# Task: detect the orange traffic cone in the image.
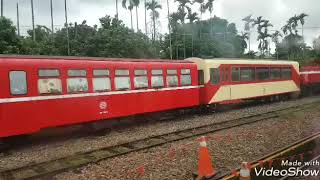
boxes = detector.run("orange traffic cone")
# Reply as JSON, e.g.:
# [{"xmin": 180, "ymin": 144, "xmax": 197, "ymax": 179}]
[
  {"xmin": 197, "ymin": 136, "xmax": 215, "ymax": 178},
  {"xmin": 239, "ymin": 162, "xmax": 251, "ymax": 180}
]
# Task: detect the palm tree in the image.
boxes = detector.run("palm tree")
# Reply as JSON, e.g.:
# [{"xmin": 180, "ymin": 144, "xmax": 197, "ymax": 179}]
[
  {"xmin": 116, "ymin": 0, "xmax": 119, "ymax": 17},
  {"xmin": 298, "ymin": 13, "xmax": 308, "ymax": 38},
  {"xmin": 253, "ymin": 16, "xmax": 273, "ymax": 57},
  {"xmin": 146, "ymin": 0, "xmax": 162, "ymax": 41},
  {"xmin": 238, "ymin": 32, "xmax": 249, "ymax": 53},
  {"xmin": 186, "ymin": 7, "xmax": 199, "ymax": 23},
  {"xmin": 122, "ymin": 0, "xmax": 134, "ymax": 30},
  {"xmin": 175, "ymin": 0, "xmax": 192, "ymax": 23},
  {"xmin": 205, "ymin": 0, "xmax": 215, "ymax": 18},
  {"xmin": 193, "ymin": 0, "xmax": 206, "ymax": 19},
  {"xmin": 271, "ymin": 30, "xmax": 282, "ymax": 60},
  {"xmin": 242, "ymin": 14, "xmax": 255, "ymax": 51},
  {"xmin": 205, "ymin": 0, "xmax": 215, "ymax": 37},
  {"xmin": 132, "ymin": 0, "xmax": 140, "ymax": 31},
  {"xmin": 144, "ymin": 0, "xmax": 147, "ymax": 34}
]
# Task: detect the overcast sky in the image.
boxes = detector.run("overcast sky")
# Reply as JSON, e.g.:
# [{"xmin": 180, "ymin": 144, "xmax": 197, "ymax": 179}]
[{"xmin": 2, "ymin": 0, "xmax": 320, "ymax": 52}]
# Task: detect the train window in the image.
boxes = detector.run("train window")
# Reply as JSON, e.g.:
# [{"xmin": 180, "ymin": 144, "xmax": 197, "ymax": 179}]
[
  {"xmin": 167, "ymin": 69, "xmax": 178, "ymax": 87},
  {"xmin": 232, "ymin": 67, "xmax": 240, "ymax": 82},
  {"xmin": 93, "ymin": 69, "xmax": 109, "ymax": 76},
  {"xmin": 93, "ymin": 69, "xmax": 111, "ymax": 92},
  {"xmin": 181, "ymin": 69, "xmax": 191, "ymax": 86},
  {"xmin": 134, "ymin": 77, "xmax": 148, "ymax": 89},
  {"xmin": 93, "ymin": 78, "xmax": 111, "ymax": 92},
  {"xmin": 9, "ymin": 71, "xmax": 27, "ymax": 95},
  {"xmin": 115, "ymin": 69, "xmax": 130, "ymax": 91},
  {"xmin": 282, "ymin": 68, "xmax": 292, "ymax": 79},
  {"xmin": 240, "ymin": 68, "xmax": 255, "ymax": 81},
  {"xmin": 134, "ymin": 69, "xmax": 148, "ymax": 89},
  {"xmin": 152, "ymin": 69, "xmax": 163, "ymax": 75},
  {"xmin": 135, "ymin": 69, "xmax": 147, "ymax": 76},
  {"xmin": 210, "ymin": 68, "xmax": 220, "ymax": 85},
  {"xmin": 271, "ymin": 68, "xmax": 281, "ymax": 80},
  {"xmin": 198, "ymin": 70, "xmax": 204, "ymax": 85},
  {"xmin": 116, "ymin": 69, "xmax": 130, "ymax": 76},
  {"xmin": 115, "ymin": 77, "xmax": 131, "ymax": 90},
  {"xmin": 38, "ymin": 69, "xmax": 60, "ymax": 77},
  {"xmin": 256, "ymin": 68, "xmax": 270, "ymax": 81},
  {"xmin": 167, "ymin": 69, "xmax": 178, "ymax": 75},
  {"xmin": 152, "ymin": 69, "xmax": 164, "ymax": 88},
  {"xmin": 68, "ymin": 70, "xmax": 87, "ymax": 77},
  {"xmin": 181, "ymin": 69, "xmax": 191, "ymax": 75},
  {"xmin": 38, "ymin": 79, "xmax": 62, "ymax": 94},
  {"xmin": 167, "ymin": 76, "xmax": 178, "ymax": 87},
  {"xmin": 67, "ymin": 78, "xmax": 89, "ymax": 93}
]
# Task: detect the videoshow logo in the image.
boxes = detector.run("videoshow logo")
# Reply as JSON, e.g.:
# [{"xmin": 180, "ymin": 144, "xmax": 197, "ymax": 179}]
[{"xmin": 254, "ymin": 160, "xmax": 320, "ymax": 177}]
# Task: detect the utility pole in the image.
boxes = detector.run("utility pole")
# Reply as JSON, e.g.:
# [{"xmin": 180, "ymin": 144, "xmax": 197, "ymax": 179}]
[
  {"xmin": 144, "ymin": 0, "xmax": 147, "ymax": 35},
  {"xmin": 64, "ymin": 0, "xmax": 70, "ymax": 55},
  {"xmin": 116, "ymin": 0, "xmax": 119, "ymax": 18},
  {"xmin": 166, "ymin": 0, "xmax": 172, "ymax": 60},
  {"xmin": 16, "ymin": 2, "xmax": 20, "ymax": 36},
  {"xmin": 31, "ymin": 0, "xmax": 36, "ymax": 41},
  {"xmin": 1, "ymin": 0, "xmax": 3, "ymax": 17},
  {"xmin": 50, "ymin": 0, "xmax": 54, "ymax": 34}
]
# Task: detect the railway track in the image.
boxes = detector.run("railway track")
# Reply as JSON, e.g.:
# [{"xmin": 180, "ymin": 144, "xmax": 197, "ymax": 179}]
[
  {"xmin": 211, "ymin": 132, "xmax": 320, "ymax": 180},
  {"xmin": 0, "ymin": 102, "xmax": 318, "ymax": 180}
]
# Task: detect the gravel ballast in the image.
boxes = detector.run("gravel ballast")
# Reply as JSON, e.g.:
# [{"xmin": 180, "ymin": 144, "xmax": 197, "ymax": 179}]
[{"xmin": 53, "ymin": 99, "xmax": 320, "ymax": 180}]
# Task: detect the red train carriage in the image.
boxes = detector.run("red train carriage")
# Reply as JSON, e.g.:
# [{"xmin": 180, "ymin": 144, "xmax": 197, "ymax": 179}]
[
  {"xmin": 0, "ymin": 56, "xmax": 200, "ymax": 138},
  {"xmin": 187, "ymin": 58, "xmax": 300, "ymax": 105},
  {"xmin": 300, "ymin": 66, "xmax": 320, "ymax": 94}
]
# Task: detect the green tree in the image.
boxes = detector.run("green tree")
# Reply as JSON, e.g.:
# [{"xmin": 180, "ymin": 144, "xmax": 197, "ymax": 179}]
[
  {"xmin": 0, "ymin": 17, "xmax": 20, "ymax": 54},
  {"xmin": 313, "ymin": 36, "xmax": 320, "ymax": 58},
  {"xmin": 280, "ymin": 13, "xmax": 308, "ymax": 60},
  {"xmin": 132, "ymin": 0, "xmax": 140, "ymax": 31},
  {"xmin": 146, "ymin": 0, "xmax": 162, "ymax": 41},
  {"xmin": 271, "ymin": 30, "xmax": 282, "ymax": 59},
  {"xmin": 253, "ymin": 16, "xmax": 273, "ymax": 57},
  {"xmin": 205, "ymin": 0, "xmax": 215, "ymax": 18},
  {"xmin": 242, "ymin": 14, "xmax": 255, "ymax": 51},
  {"xmin": 122, "ymin": 0, "xmax": 134, "ymax": 29}
]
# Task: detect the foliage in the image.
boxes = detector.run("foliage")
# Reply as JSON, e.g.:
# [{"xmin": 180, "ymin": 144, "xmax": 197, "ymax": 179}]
[
  {"xmin": 0, "ymin": 17, "xmax": 20, "ymax": 54},
  {"xmin": 162, "ymin": 16, "xmax": 246, "ymax": 59},
  {"xmin": 313, "ymin": 36, "xmax": 320, "ymax": 58},
  {"xmin": 279, "ymin": 13, "xmax": 309, "ymax": 61},
  {"xmin": 252, "ymin": 16, "xmax": 273, "ymax": 57},
  {"xmin": 11, "ymin": 16, "xmax": 155, "ymax": 58},
  {"xmin": 146, "ymin": 0, "xmax": 162, "ymax": 41}
]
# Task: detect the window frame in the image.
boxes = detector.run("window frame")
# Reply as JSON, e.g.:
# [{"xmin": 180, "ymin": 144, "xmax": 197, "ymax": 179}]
[
  {"xmin": 232, "ymin": 67, "xmax": 240, "ymax": 82},
  {"xmin": 256, "ymin": 67, "xmax": 270, "ymax": 81},
  {"xmin": 38, "ymin": 69, "xmax": 61, "ymax": 78},
  {"xmin": 151, "ymin": 69, "xmax": 164, "ymax": 88},
  {"xmin": 166, "ymin": 69, "xmax": 179, "ymax": 87},
  {"xmin": 67, "ymin": 69, "xmax": 89, "ymax": 93},
  {"xmin": 115, "ymin": 69, "xmax": 131, "ymax": 91},
  {"xmin": 180, "ymin": 69, "xmax": 192, "ymax": 86},
  {"xmin": 93, "ymin": 69, "xmax": 111, "ymax": 92},
  {"xmin": 134, "ymin": 69, "xmax": 149, "ymax": 89},
  {"xmin": 37, "ymin": 68, "xmax": 62, "ymax": 95},
  {"xmin": 240, "ymin": 67, "xmax": 255, "ymax": 82},
  {"xmin": 210, "ymin": 68, "xmax": 220, "ymax": 85},
  {"xmin": 68, "ymin": 69, "xmax": 87, "ymax": 77},
  {"xmin": 281, "ymin": 67, "xmax": 292, "ymax": 80},
  {"xmin": 198, "ymin": 70, "xmax": 204, "ymax": 85},
  {"xmin": 270, "ymin": 67, "xmax": 281, "ymax": 80},
  {"xmin": 9, "ymin": 70, "xmax": 28, "ymax": 96}
]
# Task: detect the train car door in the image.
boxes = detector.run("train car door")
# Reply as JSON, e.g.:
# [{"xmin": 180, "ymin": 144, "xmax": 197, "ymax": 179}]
[{"xmin": 218, "ymin": 67, "xmax": 231, "ymax": 101}]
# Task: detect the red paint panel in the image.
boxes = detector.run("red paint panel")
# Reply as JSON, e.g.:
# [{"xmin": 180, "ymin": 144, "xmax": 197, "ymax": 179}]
[{"xmin": 0, "ymin": 89, "xmax": 199, "ymax": 137}]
